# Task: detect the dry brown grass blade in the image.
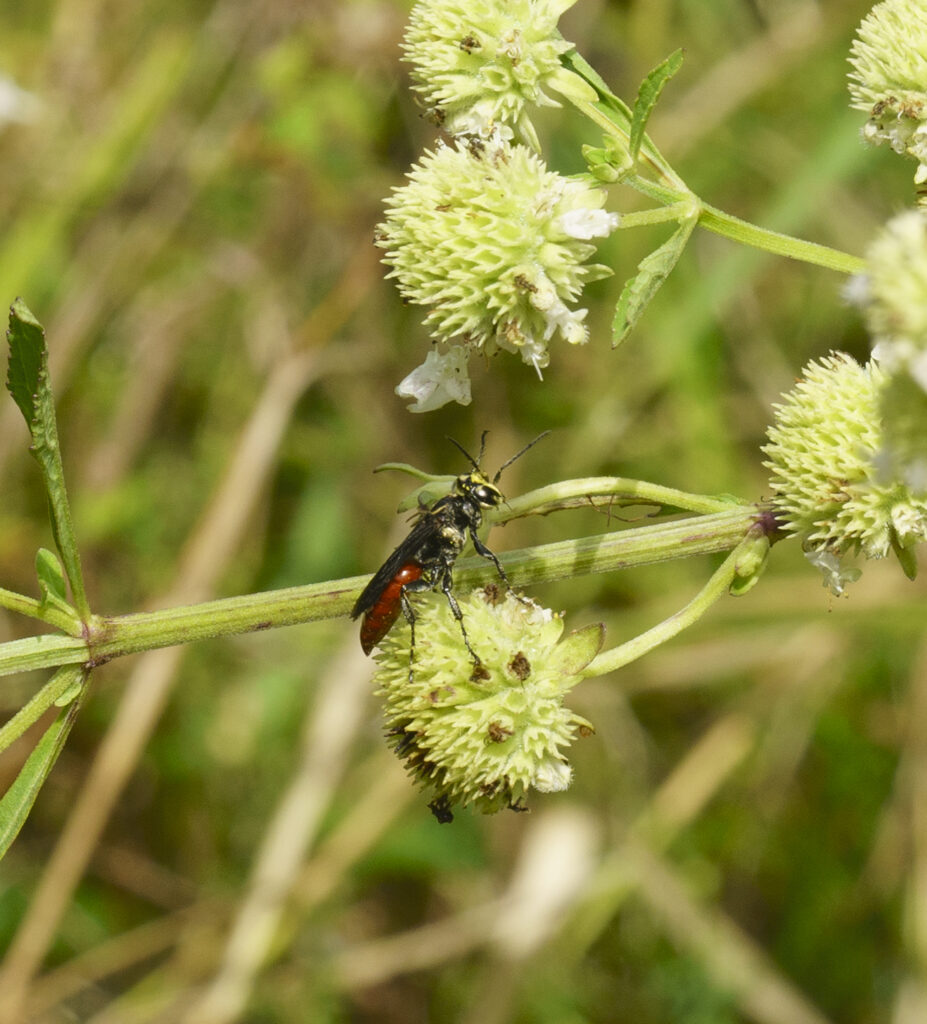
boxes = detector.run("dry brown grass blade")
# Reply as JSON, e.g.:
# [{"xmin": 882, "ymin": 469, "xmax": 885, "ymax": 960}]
[
  {"xmin": 622, "ymin": 837, "xmax": 835, "ymax": 1024},
  {"xmin": 181, "ymin": 640, "xmax": 375, "ymax": 1024}
]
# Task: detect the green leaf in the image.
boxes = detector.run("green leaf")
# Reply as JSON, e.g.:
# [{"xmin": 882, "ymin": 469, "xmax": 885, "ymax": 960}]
[
  {"xmin": 5, "ymin": 302, "xmax": 91, "ymax": 620},
  {"xmin": 0, "ymin": 665, "xmax": 87, "ymax": 755},
  {"xmin": 34, "ymin": 546, "xmax": 80, "ymax": 630},
  {"xmin": 0, "ymin": 693, "xmax": 82, "ymax": 860},
  {"xmin": 559, "ymin": 49, "xmax": 633, "ymax": 126},
  {"xmin": 891, "ymin": 532, "xmax": 918, "ymax": 581},
  {"xmin": 36, "ymin": 547, "xmax": 68, "ymax": 603},
  {"xmin": 629, "ymin": 49, "xmax": 684, "ymax": 164},
  {"xmin": 548, "ymin": 623, "xmax": 606, "ymax": 677},
  {"xmin": 612, "ymin": 216, "xmax": 696, "ymax": 346},
  {"xmin": 6, "ymin": 297, "xmax": 45, "ymax": 428}
]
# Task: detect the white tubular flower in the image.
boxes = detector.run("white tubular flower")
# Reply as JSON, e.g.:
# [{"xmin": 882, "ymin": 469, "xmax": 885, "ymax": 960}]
[
  {"xmin": 763, "ymin": 353, "xmax": 927, "ymax": 584},
  {"xmin": 848, "ymin": 0, "xmax": 927, "ymax": 183},
  {"xmin": 395, "ymin": 347, "xmax": 472, "ymax": 413},
  {"xmin": 403, "ymin": 0, "xmax": 597, "ymax": 150},
  {"xmin": 373, "ymin": 588, "xmax": 603, "ymax": 819},
  {"xmin": 378, "ymin": 134, "xmax": 618, "ymax": 405}
]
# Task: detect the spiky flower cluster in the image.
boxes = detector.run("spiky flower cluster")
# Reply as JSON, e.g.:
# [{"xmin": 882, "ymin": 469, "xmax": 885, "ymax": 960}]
[
  {"xmin": 863, "ymin": 211, "xmax": 927, "ymax": 356},
  {"xmin": 848, "ymin": 0, "xmax": 927, "ymax": 183},
  {"xmin": 853, "ymin": 211, "xmax": 927, "ymax": 489},
  {"xmin": 402, "ymin": 0, "xmax": 596, "ymax": 151},
  {"xmin": 763, "ymin": 353, "xmax": 927, "ymax": 583},
  {"xmin": 374, "ymin": 587, "xmax": 602, "ymax": 819},
  {"xmin": 380, "ymin": 134, "xmax": 618, "ymax": 409}
]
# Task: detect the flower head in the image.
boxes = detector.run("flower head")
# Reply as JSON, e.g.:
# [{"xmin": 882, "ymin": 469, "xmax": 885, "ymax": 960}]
[
  {"xmin": 762, "ymin": 352, "xmax": 927, "ymax": 577},
  {"xmin": 862, "ymin": 210, "xmax": 927, "ymax": 348},
  {"xmin": 403, "ymin": 0, "xmax": 597, "ymax": 150},
  {"xmin": 854, "ymin": 211, "xmax": 927, "ymax": 491},
  {"xmin": 848, "ymin": 0, "xmax": 927, "ymax": 183},
  {"xmin": 373, "ymin": 587, "xmax": 602, "ymax": 818},
  {"xmin": 379, "ymin": 134, "xmax": 618, "ymax": 407}
]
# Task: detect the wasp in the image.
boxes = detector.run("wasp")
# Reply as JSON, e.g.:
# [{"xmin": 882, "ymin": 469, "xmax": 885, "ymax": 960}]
[{"xmin": 351, "ymin": 431, "xmax": 549, "ymax": 666}]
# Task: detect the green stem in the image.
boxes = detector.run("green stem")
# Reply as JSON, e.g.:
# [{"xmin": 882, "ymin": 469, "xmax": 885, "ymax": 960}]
[
  {"xmin": 617, "ymin": 202, "xmax": 696, "ymax": 230},
  {"xmin": 87, "ymin": 507, "xmax": 759, "ymax": 663},
  {"xmin": 500, "ymin": 478, "xmax": 741, "ymax": 521},
  {"xmin": 585, "ymin": 534, "xmax": 753, "ymax": 678},
  {"xmin": 0, "ymin": 587, "xmax": 81, "ymax": 634},
  {"xmin": 0, "ymin": 634, "xmax": 89, "ymax": 678},
  {"xmin": 697, "ymin": 202, "xmax": 865, "ymax": 274},
  {"xmin": 457, "ymin": 506, "xmax": 758, "ymax": 591},
  {"xmin": 0, "ymin": 506, "xmax": 761, "ymax": 680}
]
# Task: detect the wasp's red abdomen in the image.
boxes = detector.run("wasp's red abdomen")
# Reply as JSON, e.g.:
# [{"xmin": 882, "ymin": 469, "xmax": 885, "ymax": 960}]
[{"xmin": 359, "ymin": 562, "xmax": 423, "ymax": 655}]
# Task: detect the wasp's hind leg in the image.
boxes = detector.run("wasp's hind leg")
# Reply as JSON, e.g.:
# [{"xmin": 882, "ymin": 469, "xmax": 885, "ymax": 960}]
[{"xmin": 398, "ymin": 583, "xmax": 424, "ymax": 685}]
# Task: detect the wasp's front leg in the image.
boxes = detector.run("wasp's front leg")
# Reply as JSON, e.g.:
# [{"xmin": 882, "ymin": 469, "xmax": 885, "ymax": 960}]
[
  {"xmin": 470, "ymin": 529, "xmax": 509, "ymax": 584},
  {"xmin": 436, "ymin": 567, "xmax": 483, "ymax": 670}
]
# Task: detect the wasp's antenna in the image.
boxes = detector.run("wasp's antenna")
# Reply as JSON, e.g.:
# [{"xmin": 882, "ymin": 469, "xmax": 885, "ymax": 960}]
[
  {"xmin": 476, "ymin": 430, "xmax": 489, "ymax": 467},
  {"xmin": 446, "ymin": 435, "xmax": 481, "ymax": 472},
  {"xmin": 493, "ymin": 430, "xmax": 551, "ymax": 483}
]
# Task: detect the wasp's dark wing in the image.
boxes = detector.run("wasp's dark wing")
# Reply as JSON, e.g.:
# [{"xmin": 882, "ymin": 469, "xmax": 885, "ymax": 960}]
[{"xmin": 350, "ymin": 514, "xmax": 437, "ymax": 619}]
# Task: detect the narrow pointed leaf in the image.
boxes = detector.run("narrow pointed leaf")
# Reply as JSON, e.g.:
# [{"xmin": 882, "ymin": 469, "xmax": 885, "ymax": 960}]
[
  {"xmin": 36, "ymin": 547, "xmax": 68, "ymax": 603},
  {"xmin": 6, "ymin": 297, "xmax": 44, "ymax": 427},
  {"xmin": 6, "ymin": 302, "xmax": 90, "ymax": 619},
  {"xmin": 0, "ymin": 665, "xmax": 86, "ymax": 756},
  {"xmin": 0, "ymin": 690, "xmax": 83, "ymax": 860},
  {"xmin": 629, "ymin": 49, "xmax": 684, "ymax": 164},
  {"xmin": 612, "ymin": 216, "xmax": 696, "ymax": 346}
]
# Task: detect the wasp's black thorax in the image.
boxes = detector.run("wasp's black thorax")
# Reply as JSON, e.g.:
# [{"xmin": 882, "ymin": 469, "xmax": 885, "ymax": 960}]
[{"xmin": 411, "ymin": 473, "xmax": 501, "ymax": 576}]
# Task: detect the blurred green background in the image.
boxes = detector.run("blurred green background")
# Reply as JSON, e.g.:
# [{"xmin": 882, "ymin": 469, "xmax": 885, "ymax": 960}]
[{"xmin": 1, "ymin": 0, "xmax": 924, "ymax": 1022}]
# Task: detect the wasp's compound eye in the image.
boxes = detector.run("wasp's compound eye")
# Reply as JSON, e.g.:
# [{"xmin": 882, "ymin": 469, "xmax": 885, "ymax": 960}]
[{"xmin": 473, "ymin": 485, "xmax": 500, "ymax": 506}]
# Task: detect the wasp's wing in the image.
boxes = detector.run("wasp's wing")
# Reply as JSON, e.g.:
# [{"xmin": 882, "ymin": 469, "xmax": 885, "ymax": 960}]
[{"xmin": 350, "ymin": 514, "xmax": 436, "ymax": 619}]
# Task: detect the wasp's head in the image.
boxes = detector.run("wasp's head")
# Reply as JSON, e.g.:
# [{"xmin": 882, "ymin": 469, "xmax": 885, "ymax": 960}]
[
  {"xmin": 454, "ymin": 471, "xmax": 504, "ymax": 508},
  {"xmin": 446, "ymin": 430, "xmax": 549, "ymax": 507}
]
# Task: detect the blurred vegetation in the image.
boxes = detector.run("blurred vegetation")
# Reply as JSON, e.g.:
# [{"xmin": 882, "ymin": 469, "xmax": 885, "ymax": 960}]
[{"xmin": 0, "ymin": 0, "xmax": 923, "ymax": 1022}]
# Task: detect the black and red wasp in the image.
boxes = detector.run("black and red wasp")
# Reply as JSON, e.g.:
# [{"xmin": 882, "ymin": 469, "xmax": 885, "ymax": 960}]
[{"xmin": 351, "ymin": 431, "xmax": 549, "ymax": 665}]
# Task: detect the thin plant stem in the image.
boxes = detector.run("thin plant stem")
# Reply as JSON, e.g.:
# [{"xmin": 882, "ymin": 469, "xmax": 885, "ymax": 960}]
[
  {"xmin": 585, "ymin": 535, "xmax": 754, "ymax": 678},
  {"xmin": 0, "ymin": 506, "xmax": 761, "ymax": 681}
]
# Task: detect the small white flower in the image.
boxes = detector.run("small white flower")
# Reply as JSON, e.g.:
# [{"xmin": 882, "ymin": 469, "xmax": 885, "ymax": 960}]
[
  {"xmin": 395, "ymin": 347, "xmax": 472, "ymax": 413},
  {"xmin": 804, "ymin": 549, "xmax": 861, "ymax": 596},
  {"xmin": 558, "ymin": 208, "xmax": 621, "ymax": 240},
  {"xmin": 531, "ymin": 757, "xmax": 573, "ymax": 793}
]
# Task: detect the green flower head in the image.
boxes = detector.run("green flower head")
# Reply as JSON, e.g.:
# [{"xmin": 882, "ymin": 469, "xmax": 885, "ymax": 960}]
[
  {"xmin": 852, "ymin": 211, "xmax": 927, "ymax": 495},
  {"xmin": 403, "ymin": 0, "xmax": 597, "ymax": 151},
  {"xmin": 379, "ymin": 134, "xmax": 619, "ymax": 409},
  {"xmin": 763, "ymin": 352, "xmax": 927, "ymax": 584},
  {"xmin": 848, "ymin": 0, "xmax": 927, "ymax": 183},
  {"xmin": 861, "ymin": 210, "xmax": 927, "ymax": 366},
  {"xmin": 373, "ymin": 587, "xmax": 603, "ymax": 819}
]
